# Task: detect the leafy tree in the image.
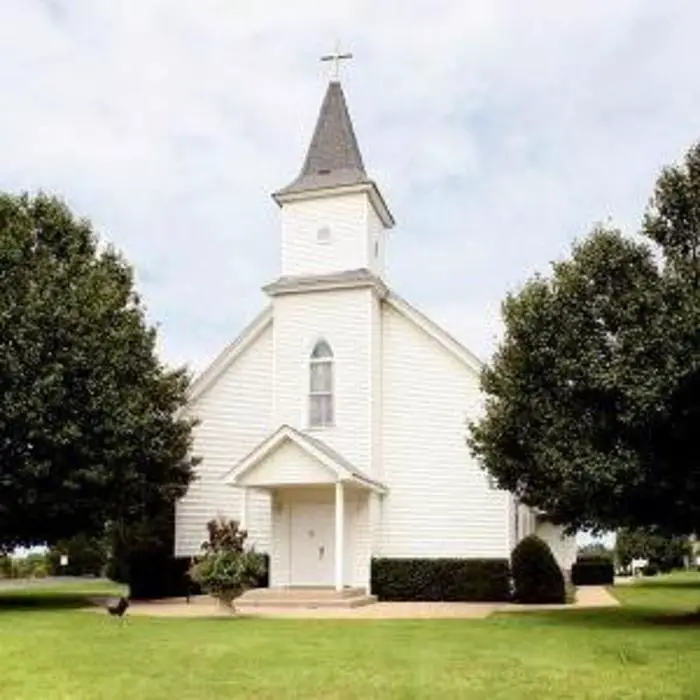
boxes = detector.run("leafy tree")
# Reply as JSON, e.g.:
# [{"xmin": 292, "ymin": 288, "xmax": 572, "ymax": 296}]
[
  {"xmin": 189, "ymin": 518, "xmax": 266, "ymax": 610},
  {"xmin": 577, "ymin": 543, "xmax": 613, "ymax": 560},
  {"xmin": 46, "ymin": 533, "xmax": 109, "ymax": 577},
  {"xmin": 615, "ymin": 528, "xmax": 691, "ymax": 572},
  {"xmin": 468, "ymin": 142, "xmax": 700, "ymax": 537},
  {"xmin": 0, "ymin": 192, "xmax": 198, "ymax": 552}
]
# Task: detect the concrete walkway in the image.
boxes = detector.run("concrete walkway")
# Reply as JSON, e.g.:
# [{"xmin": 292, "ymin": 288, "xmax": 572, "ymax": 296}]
[
  {"xmin": 499, "ymin": 585, "xmax": 619, "ymax": 613},
  {"xmin": 89, "ymin": 586, "xmax": 619, "ymax": 620}
]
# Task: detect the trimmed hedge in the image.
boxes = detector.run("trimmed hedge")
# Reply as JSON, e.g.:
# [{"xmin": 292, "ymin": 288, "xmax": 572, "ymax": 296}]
[
  {"xmin": 571, "ymin": 557, "xmax": 614, "ymax": 586},
  {"xmin": 511, "ymin": 535, "xmax": 566, "ymax": 604},
  {"xmin": 370, "ymin": 558, "xmax": 511, "ymax": 602}
]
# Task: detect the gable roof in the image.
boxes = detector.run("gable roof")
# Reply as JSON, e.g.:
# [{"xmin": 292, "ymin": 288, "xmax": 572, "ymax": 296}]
[
  {"xmin": 183, "ymin": 280, "xmax": 484, "ymax": 411},
  {"xmin": 385, "ymin": 291, "xmax": 484, "ymax": 376},
  {"xmin": 222, "ymin": 424, "xmax": 387, "ymax": 493},
  {"xmin": 184, "ymin": 306, "xmax": 273, "ymax": 407}
]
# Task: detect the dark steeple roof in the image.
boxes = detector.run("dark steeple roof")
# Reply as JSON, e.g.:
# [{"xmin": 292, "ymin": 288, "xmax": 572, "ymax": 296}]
[{"xmin": 274, "ymin": 80, "xmax": 371, "ymax": 197}]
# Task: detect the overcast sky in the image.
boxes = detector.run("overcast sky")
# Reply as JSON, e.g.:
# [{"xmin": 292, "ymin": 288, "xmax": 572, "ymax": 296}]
[{"xmin": 2, "ymin": 0, "xmax": 700, "ymax": 376}]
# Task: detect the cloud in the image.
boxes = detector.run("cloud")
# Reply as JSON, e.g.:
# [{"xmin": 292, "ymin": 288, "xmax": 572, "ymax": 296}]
[{"xmin": 2, "ymin": 0, "xmax": 700, "ymax": 370}]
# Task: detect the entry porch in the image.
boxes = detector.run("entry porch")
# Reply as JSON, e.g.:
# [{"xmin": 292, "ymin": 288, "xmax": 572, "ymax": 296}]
[{"xmin": 222, "ymin": 425, "xmax": 386, "ymax": 593}]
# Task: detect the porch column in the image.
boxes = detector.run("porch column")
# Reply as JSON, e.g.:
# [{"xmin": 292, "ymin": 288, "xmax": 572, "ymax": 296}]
[
  {"xmin": 240, "ymin": 486, "xmax": 248, "ymax": 531},
  {"xmin": 335, "ymin": 481, "xmax": 345, "ymax": 592}
]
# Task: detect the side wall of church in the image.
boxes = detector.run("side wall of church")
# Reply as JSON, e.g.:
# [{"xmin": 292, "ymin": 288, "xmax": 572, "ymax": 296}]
[
  {"xmin": 174, "ymin": 323, "xmax": 273, "ymax": 557},
  {"xmin": 378, "ymin": 304, "xmax": 513, "ymax": 559}
]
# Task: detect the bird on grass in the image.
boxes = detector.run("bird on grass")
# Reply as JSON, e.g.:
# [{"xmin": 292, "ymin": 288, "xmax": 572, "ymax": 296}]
[{"xmin": 106, "ymin": 596, "xmax": 129, "ymax": 623}]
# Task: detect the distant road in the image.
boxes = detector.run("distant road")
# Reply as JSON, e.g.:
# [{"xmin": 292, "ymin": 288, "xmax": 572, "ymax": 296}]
[{"xmin": 0, "ymin": 576, "xmax": 111, "ymax": 590}]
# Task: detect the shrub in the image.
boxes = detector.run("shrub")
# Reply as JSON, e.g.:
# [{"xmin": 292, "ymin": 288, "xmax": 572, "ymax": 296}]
[
  {"xmin": 188, "ymin": 518, "xmax": 267, "ymax": 609},
  {"xmin": 511, "ymin": 535, "xmax": 566, "ymax": 604},
  {"xmin": 571, "ymin": 557, "xmax": 615, "ymax": 586},
  {"xmin": 370, "ymin": 558, "xmax": 511, "ymax": 602}
]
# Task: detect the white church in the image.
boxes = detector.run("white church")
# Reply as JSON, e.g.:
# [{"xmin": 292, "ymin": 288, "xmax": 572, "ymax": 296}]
[{"xmin": 174, "ymin": 69, "xmax": 576, "ymax": 599}]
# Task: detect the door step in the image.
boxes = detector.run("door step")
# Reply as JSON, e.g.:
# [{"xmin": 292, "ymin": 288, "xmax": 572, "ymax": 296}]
[{"xmin": 235, "ymin": 587, "xmax": 377, "ymax": 609}]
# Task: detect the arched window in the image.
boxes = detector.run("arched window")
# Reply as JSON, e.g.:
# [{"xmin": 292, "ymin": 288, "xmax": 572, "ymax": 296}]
[{"xmin": 309, "ymin": 340, "xmax": 334, "ymax": 428}]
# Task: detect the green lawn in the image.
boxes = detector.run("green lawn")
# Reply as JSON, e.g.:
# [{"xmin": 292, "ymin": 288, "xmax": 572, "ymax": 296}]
[{"xmin": 1, "ymin": 574, "xmax": 699, "ymax": 699}]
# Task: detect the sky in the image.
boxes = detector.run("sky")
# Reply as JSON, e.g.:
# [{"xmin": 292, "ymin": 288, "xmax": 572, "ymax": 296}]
[{"xmin": 2, "ymin": 0, "xmax": 700, "ymax": 379}]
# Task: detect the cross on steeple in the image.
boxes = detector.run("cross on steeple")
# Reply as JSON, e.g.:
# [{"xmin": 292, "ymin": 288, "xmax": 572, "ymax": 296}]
[{"xmin": 320, "ymin": 44, "xmax": 353, "ymax": 81}]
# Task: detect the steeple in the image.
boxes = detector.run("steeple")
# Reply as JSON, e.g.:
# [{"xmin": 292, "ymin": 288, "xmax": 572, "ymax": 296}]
[
  {"xmin": 269, "ymin": 57, "xmax": 395, "ymax": 284},
  {"xmin": 273, "ymin": 80, "xmax": 370, "ymax": 198}
]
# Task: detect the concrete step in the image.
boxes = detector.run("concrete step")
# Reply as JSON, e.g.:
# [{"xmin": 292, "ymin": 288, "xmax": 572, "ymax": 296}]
[
  {"xmin": 237, "ymin": 587, "xmax": 367, "ymax": 602},
  {"xmin": 236, "ymin": 594, "xmax": 377, "ymax": 609}
]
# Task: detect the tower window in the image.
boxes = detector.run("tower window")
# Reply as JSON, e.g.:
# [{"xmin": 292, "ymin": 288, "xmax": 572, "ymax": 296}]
[
  {"xmin": 309, "ymin": 340, "xmax": 334, "ymax": 428},
  {"xmin": 374, "ymin": 240, "xmax": 380, "ymax": 259},
  {"xmin": 317, "ymin": 226, "xmax": 331, "ymax": 244}
]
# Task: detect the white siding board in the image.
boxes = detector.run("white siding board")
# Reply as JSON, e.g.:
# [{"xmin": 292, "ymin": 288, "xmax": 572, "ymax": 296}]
[
  {"xmin": 536, "ymin": 522, "xmax": 578, "ymax": 571},
  {"xmin": 272, "ymin": 288, "xmax": 375, "ymax": 474},
  {"xmin": 380, "ymin": 304, "xmax": 511, "ymax": 559},
  {"xmin": 270, "ymin": 494, "xmax": 290, "ymax": 587},
  {"xmin": 281, "ymin": 193, "xmax": 373, "ymax": 277},
  {"xmin": 174, "ymin": 324, "xmax": 273, "ymax": 557},
  {"xmin": 367, "ymin": 203, "xmax": 387, "ymax": 278},
  {"xmin": 349, "ymin": 493, "xmax": 371, "ymax": 590}
]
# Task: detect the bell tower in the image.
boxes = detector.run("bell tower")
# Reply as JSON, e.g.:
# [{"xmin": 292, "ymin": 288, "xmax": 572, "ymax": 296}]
[{"xmin": 270, "ymin": 52, "xmax": 394, "ymax": 282}]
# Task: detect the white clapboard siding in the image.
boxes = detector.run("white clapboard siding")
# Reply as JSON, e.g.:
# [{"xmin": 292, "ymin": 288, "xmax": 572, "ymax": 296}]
[
  {"xmin": 271, "ymin": 287, "xmax": 377, "ymax": 473},
  {"xmin": 281, "ymin": 192, "xmax": 383, "ymax": 277},
  {"xmin": 379, "ymin": 303, "xmax": 512, "ymax": 559},
  {"xmin": 536, "ymin": 521, "xmax": 578, "ymax": 570},
  {"xmin": 348, "ymin": 493, "xmax": 371, "ymax": 589},
  {"xmin": 367, "ymin": 201, "xmax": 388, "ymax": 278},
  {"xmin": 174, "ymin": 324, "xmax": 273, "ymax": 557}
]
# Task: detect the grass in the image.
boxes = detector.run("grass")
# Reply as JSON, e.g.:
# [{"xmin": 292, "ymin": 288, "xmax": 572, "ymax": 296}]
[{"xmin": 1, "ymin": 574, "xmax": 699, "ymax": 699}]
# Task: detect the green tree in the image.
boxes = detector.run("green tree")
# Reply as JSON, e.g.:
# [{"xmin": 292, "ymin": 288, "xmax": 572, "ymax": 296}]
[
  {"xmin": 616, "ymin": 528, "xmax": 691, "ymax": 572},
  {"xmin": 0, "ymin": 192, "xmax": 198, "ymax": 552},
  {"xmin": 468, "ymin": 142, "xmax": 700, "ymax": 536},
  {"xmin": 577, "ymin": 542, "xmax": 613, "ymax": 560}
]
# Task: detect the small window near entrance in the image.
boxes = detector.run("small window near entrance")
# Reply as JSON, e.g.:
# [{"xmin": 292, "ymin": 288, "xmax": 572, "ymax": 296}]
[
  {"xmin": 309, "ymin": 340, "xmax": 334, "ymax": 428},
  {"xmin": 317, "ymin": 226, "xmax": 331, "ymax": 245}
]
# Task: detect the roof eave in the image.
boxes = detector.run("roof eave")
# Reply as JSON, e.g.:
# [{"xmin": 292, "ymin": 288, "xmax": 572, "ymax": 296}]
[{"xmin": 271, "ymin": 181, "xmax": 395, "ymax": 229}]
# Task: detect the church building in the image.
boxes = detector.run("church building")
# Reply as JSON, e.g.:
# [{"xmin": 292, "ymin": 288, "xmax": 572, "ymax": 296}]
[{"xmin": 174, "ymin": 69, "xmax": 576, "ymax": 599}]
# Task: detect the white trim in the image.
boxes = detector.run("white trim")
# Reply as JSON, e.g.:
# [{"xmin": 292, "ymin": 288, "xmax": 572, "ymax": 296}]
[
  {"xmin": 240, "ymin": 487, "xmax": 248, "ymax": 530},
  {"xmin": 222, "ymin": 425, "xmax": 387, "ymax": 494},
  {"xmin": 385, "ymin": 292, "xmax": 484, "ymax": 376},
  {"xmin": 272, "ymin": 181, "xmax": 395, "ymax": 229},
  {"xmin": 264, "ymin": 273, "xmax": 388, "ymax": 299},
  {"xmin": 183, "ymin": 306, "xmax": 273, "ymax": 408},
  {"xmin": 335, "ymin": 482, "xmax": 345, "ymax": 591}
]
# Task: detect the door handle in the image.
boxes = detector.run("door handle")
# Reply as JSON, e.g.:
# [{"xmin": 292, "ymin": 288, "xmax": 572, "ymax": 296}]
[{"xmin": 319, "ymin": 545, "xmax": 325, "ymax": 560}]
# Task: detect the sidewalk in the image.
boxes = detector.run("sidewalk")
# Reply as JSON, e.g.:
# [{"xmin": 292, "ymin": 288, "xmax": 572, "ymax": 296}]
[{"xmin": 89, "ymin": 586, "xmax": 619, "ymax": 620}]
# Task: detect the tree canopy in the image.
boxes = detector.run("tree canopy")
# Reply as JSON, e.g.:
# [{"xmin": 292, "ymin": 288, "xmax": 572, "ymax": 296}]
[
  {"xmin": 468, "ymin": 143, "xmax": 700, "ymax": 536},
  {"xmin": 0, "ymin": 192, "xmax": 197, "ymax": 552},
  {"xmin": 615, "ymin": 527, "xmax": 691, "ymax": 572}
]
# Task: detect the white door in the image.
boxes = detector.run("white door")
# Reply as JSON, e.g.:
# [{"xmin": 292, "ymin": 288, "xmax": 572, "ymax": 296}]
[{"xmin": 290, "ymin": 503, "xmax": 335, "ymax": 586}]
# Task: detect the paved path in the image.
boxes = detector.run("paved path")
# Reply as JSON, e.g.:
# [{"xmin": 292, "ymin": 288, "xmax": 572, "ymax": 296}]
[
  {"xmin": 499, "ymin": 585, "xmax": 619, "ymax": 613},
  {"xmin": 91, "ymin": 586, "xmax": 619, "ymax": 620}
]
